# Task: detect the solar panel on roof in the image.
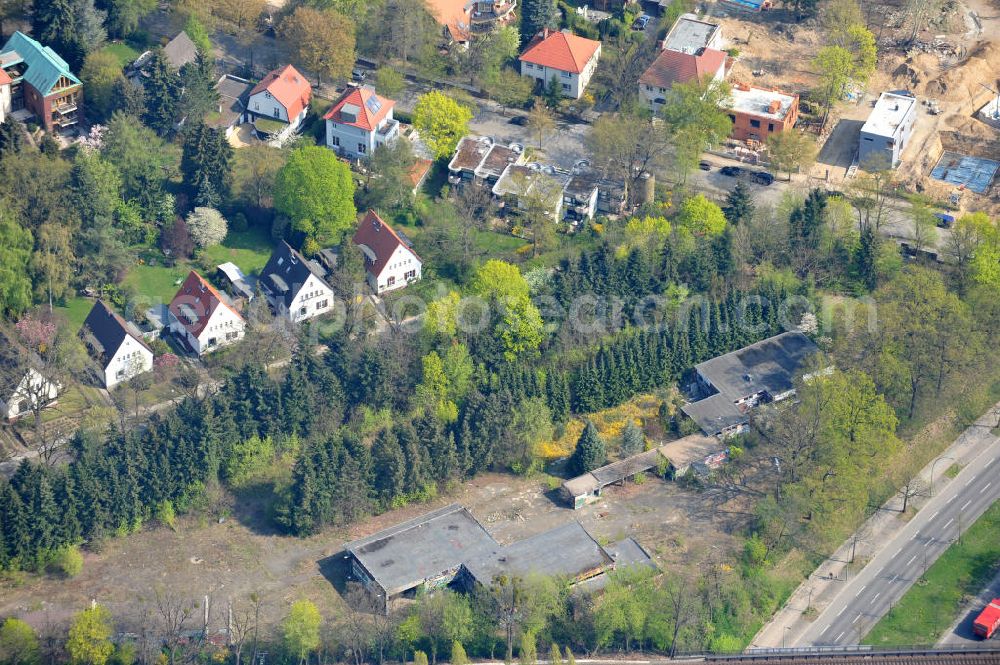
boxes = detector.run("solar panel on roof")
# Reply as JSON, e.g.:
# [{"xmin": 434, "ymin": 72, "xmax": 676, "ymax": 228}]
[{"xmin": 366, "ymin": 96, "xmax": 382, "ymax": 114}]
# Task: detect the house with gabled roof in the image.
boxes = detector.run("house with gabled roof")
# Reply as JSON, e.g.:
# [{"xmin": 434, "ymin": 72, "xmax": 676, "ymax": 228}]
[
  {"xmin": 323, "ymin": 86, "xmax": 398, "ymax": 159},
  {"xmin": 353, "ymin": 210, "xmax": 422, "ymax": 294},
  {"xmin": 167, "ymin": 271, "xmax": 246, "ymax": 355},
  {"xmin": 426, "ymin": 0, "xmax": 518, "ymax": 47},
  {"xmin": 246, "ymin": 64, "xmax": 311, "ymax": 144},
  {"xmin": 259, "ymin": 242, "xmax": 336, "ymax": 323},
  {"xmin": 0, "ymin": 367, "xmax": 59, "ymax": 420},
  {"xmin": 0, "ymin": 31, "xmax": 82, "ymax": 132},
  {"xmin": 518, "ymin": 28, "xmax": 601, "ymax": 99},
  {"xmin": 80, "ymin": 300, "xmax": 154, "ymax": 389},
  {"xmin": 639, "ymin": 47, "xmax": 727, "ymax": 112}
]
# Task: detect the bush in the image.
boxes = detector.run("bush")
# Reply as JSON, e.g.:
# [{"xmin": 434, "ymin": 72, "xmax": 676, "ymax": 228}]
[
  {"xmin": 414, "ymin": 651, "xmax": 428, "ymax": 665},
  {"xmin": 229, "ymin": 212, "xmax": 249, "ymax": 233},
  {"xmin": 50, "ymin": 545, "xmax": 84, "ymax": 578},
  {"xmin": 186, "ymin": 207, "xmax": 228, "ymax": 248},
  {"xmin": 155, "ymin": 500, "xmax": 176, "ymax": 530}
]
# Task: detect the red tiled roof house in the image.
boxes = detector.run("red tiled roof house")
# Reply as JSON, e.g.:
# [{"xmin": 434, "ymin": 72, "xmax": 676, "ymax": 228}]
[
  {"xmin": 639, "ymin": 47, "xmax": 726, "ymax": 112},
  {"xmin": 353, "ymin": 211, "xmax": 422, "ymax": 294},
  {"xmin": 323, "ymin": 86, "xmax": 398, "ymax": 159},
  {"xmin": 167, "ymin": 271, "xmax": 246, "ymax": 355},
  {"xmin": 246, "ymin": 64, "xmax": 312, "ymax": 142},
  {"xmin": 519, "ymin": 29, "xmax": 601, "ymax": 100}
]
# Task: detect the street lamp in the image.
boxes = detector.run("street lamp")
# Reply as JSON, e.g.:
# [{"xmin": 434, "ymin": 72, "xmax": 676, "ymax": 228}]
[{"xmin": 929, "ymin": 455, "xmax": 955, "ymax": 496}]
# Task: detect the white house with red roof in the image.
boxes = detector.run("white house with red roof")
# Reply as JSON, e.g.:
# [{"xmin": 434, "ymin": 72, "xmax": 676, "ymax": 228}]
[
  {"xmin": 246, "ymin": 64, "xmax": 312, "ymax": 143},
  {"xmin": 518, "ymin": 28, "xmax": 601, "ymax": 99},
  {"xmin": 352, "ymin": 210, "xmax": 422, "ymax": 294},
  {"xmin": 167, "ymin": 271, "xmax": 246, "ymax": 355},
  {"xmin": 324, "ymin": 86, "xmax": 398, "ymax": 159}
]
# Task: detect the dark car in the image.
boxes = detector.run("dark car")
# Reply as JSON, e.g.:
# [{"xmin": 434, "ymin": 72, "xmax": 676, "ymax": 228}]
[
  {"xmin": 351, "ymin": 68, "xmax": 367, "ymax": 82},
  {"xmin": 750, "ymin": 171, "xmax": 775, "ymax": 186},
  {"xmin": 698, "ymin": 160, "xmax": 712, "ymax": 171},
  {"xmin": 508, "ymin": 115, "xmax": 528, "ymax": 126},
  {"xmin": 719, "ymin": 166, "xmax": 744, "ymax": 177}
]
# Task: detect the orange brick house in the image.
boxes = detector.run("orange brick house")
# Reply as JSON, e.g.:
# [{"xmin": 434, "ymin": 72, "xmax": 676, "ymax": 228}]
[{"xmin": 725, "ymin": 82, "xmax": 799, "ymax": 143}]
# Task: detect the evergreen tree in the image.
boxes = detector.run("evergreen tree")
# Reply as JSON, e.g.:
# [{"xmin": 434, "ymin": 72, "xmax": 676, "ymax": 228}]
[
  {"xmin": 620, "ymin": 422, "xmax": 645, "ymax": 456},
  {"xmin": 0, "ymin": 119, "xmax": 24, "ymax": 155},
  {"xmin": 371, "ymin": 429, "xmax": 405, "ymax": 506},
  {"xmin": 181, "ymin": 122, "xmax": 234, "ymax": 202},
  {"xmin": 178, "ymin": 52, "xmax": 219, "ymax": 124},
  {"xmin": 32, "ymin": 0, "xmax": 84, "ymax": 70},
  {"xmin": 111, "ymin": 78, "xmax": 146, "ymax": 117},
  {"xmin": 856, "ymin": 225, "xmax": 880, "ymax": 290},
  {"xmin": 569, "ymin": 422, "xmax": 606, "ymax": 475},
  {"xmin": 141, "ymin": 51, "xmax": 182, "ymax": 135},
  {"xmin": 722, "ymin": 181, "xmax": 754, "ymax": 226},
  {"xmin": 520, "ymin": 0, "xmax": 557, "ymax": 46}
]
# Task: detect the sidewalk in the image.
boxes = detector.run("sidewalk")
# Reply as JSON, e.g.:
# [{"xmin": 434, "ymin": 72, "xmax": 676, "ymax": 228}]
[{"xmin": 750, "ymin": 400, "xmax": 1000, "ymax": 648}]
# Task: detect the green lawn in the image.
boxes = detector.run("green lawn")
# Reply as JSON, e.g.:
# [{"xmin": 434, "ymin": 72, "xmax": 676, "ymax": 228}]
[
  {"xmin": 122, "ymin": 263, "xmax": 191, "ymax": 305},
  {"xmin": 864, "ymin": 499, "xmax": 1000, "ymax": 646},
  {"xmin": 54, "ymin": 296, "xmax": 98, "ymax": 329},
  {"xmin": 98, "ymin": 42, "xmax": 140, "ymax": 67},
  {"xmin": 124, "ymin": 228, "xmax": 274, "ymax": 304},
  {"xmin": 200, "ymin": 227, "xmax": 274, "ymax": 275}
]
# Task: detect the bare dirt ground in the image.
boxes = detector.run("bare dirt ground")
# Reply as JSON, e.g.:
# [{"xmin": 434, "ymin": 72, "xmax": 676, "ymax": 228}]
[
  {"xmin": 0, "ymin": 468, "xmax": 748, "ymax": 635},
  {"xmin": 707, "ymin": 0, "xmax": 1000, "ymax": 210}
]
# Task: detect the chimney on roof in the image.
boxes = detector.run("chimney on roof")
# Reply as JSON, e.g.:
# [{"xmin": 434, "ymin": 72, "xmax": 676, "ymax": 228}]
[{"xmin": 768, "ymin": 100, "xmax": 781, "ymax": 114}]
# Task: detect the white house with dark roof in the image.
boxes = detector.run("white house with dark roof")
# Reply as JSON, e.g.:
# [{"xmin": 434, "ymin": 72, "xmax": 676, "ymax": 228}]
[
  {"xmin": 353, "ymin": 210, "xmax": 422, "ymax": 294},
  {"xmin": 80, "ymin": 300, "xmax": 154, "ymax": 389},
  {"xmin": 323, "ymin": 86, "xmax": 398, "ymax": 159},
  {"xmin": 259, "ymin": 242, "xmax": 336, "ymax": 323}
]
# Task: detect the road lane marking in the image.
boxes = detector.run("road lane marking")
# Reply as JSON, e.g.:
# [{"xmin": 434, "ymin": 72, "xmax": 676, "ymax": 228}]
[
  {"xmin": 891, "ymin": 574, "xmax": 899, "ymax": 583},
  {"xmin": 853, "ymin": 614, "xmax": 861, "ymax": 624},
  {"xmin": 931, "ymin": 510, "xmax": 940, "ymax": 519},
  {"xmin": 856, "ymin": 585, "xmax": 866, "ymax": 596},
  {"xmin": 836, "ymin": 631, "xmax": 846, "ymax": 641},
  {"xmin": 944, "ymin": 517, "xmax": 954, "ymax": 528},
  {"xmin": 894, "ymin": 547, "xmax": 903, "ymax": 557},
  {"xmin": 981, "ymin": 481, "xmax": 992, "ymax": 494},
  {"xmin": 966, "ymin": 475, "xmax": 977, "ymax": 486},
  {"xmin": 962, "ymin": 500, "xmax": 973, "ymax": 510},
  {"xmin": 836, "ymin": 606, "xmax": 847, "ymax": 617},
  {"xmin": 986, "ymin": 457, "xmax": 995, "ymax": 468},
  {"xmin": 907, "ymin": 555, "xmax": 917, "ymax": 565},
  {"xmin": 946, "ymin": 495, "xmax": 956, "ymax": 504},
  {"xmin": 872, "ymin": 592, "xmax": 881, "ymax": 603},
  {"xmin": 910, "ymin": 532, "xmax": 918, "ymax": 540},
  {"xmin": 924, "ymin": 538, "xmax": 933, "ymax": 547}
]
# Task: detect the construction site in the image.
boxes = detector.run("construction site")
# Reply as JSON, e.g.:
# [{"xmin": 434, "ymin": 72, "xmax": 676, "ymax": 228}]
[{"xmin": 706, "ymin": 0, "xmax": 1000, "ymax": 211}]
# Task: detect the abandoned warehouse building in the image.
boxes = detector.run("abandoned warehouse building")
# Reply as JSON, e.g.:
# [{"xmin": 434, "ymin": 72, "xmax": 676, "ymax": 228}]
[{"xmin": 342, "ymin": 504, "xmax": 655, "ymax": 610}]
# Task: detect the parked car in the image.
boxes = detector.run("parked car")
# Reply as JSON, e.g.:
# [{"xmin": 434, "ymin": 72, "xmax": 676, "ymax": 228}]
[
  {"xmin": 509, "ymin": 115, "xmax": 528, "ymax": 126},
  {"xmin": 719, "ymin": 166, "xmax": 744, "ymax": 177},
  {"xmin": 934, "ymin": 212, "xmax": 955, "ymax": 228},
  {"xmin": 632, "ymin": 14, "xmax": 651, "ymax": 30},
  {"xmin": 351, "ymin": 68, "xmax": 367, "ymax": 82},
  {"xmin": 698, "ymin": 160, "xmax": 712, "ymax": 171},
  {"xmin": 750, "ymin": 171, "xmax": 775, "ymax": 186}
]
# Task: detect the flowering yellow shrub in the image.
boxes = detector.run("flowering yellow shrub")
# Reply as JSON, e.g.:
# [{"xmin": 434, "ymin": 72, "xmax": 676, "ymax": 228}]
[{"xmin": 533, "ymin": 394, "xmax": 664, "ymax": 460}]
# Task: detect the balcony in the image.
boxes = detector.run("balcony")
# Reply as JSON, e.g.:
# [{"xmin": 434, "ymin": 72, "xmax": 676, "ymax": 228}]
[
  {"xmin": 470, "ymin": 0, "xmax": 516, "ymax": 26},
  {"xmin": 375, "ymin": 118, "xmax": 400, "ymax": 142},
  {"xmin": 53, "ymin": 100, "xmax": 78, "ymax": 115}
]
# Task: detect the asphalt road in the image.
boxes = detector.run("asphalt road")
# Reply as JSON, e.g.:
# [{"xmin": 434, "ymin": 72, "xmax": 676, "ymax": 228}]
[
  {"xmin": 794, "ymin": 434, "xmax": 1000, "ymax": 647},
  {"xmin": 939, "ymin": 568, "xmax": 1000, "ymax": 645}
]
